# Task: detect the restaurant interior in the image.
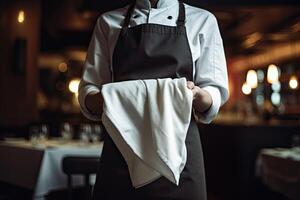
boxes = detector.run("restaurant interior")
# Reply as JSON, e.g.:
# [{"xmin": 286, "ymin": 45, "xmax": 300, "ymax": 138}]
[{"xmin": 0, "ymin": 0, "xmax": 300, "ymax": 199}]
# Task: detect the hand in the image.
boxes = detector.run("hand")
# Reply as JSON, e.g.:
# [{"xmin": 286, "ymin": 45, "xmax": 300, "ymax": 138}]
[
  {"xmin": 187, "ymin": 81, "xmax": 200, "ymax": 99},
  {"xmin": 85, "ymin": 92, "xmax": 103, "ymax": 116},
  {"xmin": 187, "ymin": 81, "xmax": 212, "ymax": 113}
]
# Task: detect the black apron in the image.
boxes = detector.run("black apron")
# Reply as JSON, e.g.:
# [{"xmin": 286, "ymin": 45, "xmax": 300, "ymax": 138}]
[{"xmin": 93, "ymin": 1, "xmax": 207, "ymax": 200}]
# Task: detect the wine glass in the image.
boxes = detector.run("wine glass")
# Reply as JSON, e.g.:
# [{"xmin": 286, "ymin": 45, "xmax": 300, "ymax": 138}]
[
  {"xmin": 79, "ymin": 124, "xmax": 91, "ymax": 144},
  {"xmin": 29, "ymin": 125, "xmax": 39, "ymax": 146},
  {"xmin": 61, "ymin": 122, "xmax": 73, "ymax": 142},
  {"xmin": 91, "ymin": 124, "xmax": 102, "ymax": 143},
  {"xmin": 39, "ymin": 124, "xmax": 49, "ymax": 142}
]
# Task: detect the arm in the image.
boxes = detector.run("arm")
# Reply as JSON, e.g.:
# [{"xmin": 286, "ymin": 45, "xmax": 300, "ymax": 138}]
[
  {"xmin": 191, "ymin": 13, "xmax": 229, "ymax": 123},
  {"xmin": 78, "ymin": 16, "xmax": 111, "ymax": 121}
]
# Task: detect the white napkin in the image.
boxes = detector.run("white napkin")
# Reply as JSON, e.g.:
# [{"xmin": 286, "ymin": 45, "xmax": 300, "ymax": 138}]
[{"xmin": 101, "ymin": 78, "xmax": 193, "ymax": 188}]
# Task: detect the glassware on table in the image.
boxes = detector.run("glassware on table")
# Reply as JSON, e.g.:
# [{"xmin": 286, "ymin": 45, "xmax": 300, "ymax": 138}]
[
  {"xmin": 39, "ymin": 124, "xmax": 49, "ymax": 142},
  {"xmin": 61, "ymin": 122, "xmax": 73, "ymax": 142},
  {"xmin": 79, "ymin": 124, "xmax": 92, "ymax": 144},
  {"xmin": 91, "ymin": 124, "xmax": 102, "ymax": 143},
  {"xmin": 29, "ymin": 125, "xmax": 39, "ymax": 146}
]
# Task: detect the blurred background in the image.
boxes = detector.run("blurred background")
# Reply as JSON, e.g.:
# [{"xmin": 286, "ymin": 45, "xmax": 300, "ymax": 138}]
[{"xmin": 0, "ymin": 0, "xmax": 300, "ymax": 200}]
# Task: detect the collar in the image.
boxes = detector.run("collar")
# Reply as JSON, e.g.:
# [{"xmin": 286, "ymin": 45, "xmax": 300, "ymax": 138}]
[{"xmin": 135, "ymin": 0, "xmax": 178, "ymax": 10}]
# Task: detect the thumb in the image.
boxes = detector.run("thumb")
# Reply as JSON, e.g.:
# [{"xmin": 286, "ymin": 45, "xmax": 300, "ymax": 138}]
[{"xmin": 187, "ymin": 81, "xmax": 194, "ymax": 89}]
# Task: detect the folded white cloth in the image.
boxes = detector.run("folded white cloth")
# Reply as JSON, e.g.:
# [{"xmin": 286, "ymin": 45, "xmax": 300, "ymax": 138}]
[{"xmin": 101, "ymin": 78, "xmax": 193, "ymax": 188}]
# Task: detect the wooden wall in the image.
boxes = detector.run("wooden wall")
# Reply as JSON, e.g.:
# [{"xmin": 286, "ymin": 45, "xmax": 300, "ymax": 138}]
[{"xmin": 0, "ymin": 0, "xmax": 41, "ymax": 126}]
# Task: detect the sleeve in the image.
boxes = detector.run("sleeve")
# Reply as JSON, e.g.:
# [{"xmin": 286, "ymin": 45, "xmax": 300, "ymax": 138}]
[
  {"xmin": 78, "ymin": 16, "xmax": 112, "ymax": 121},
  {"xmin": 193, "ymin": 13, "xmax": 229, "ymax": 124}
]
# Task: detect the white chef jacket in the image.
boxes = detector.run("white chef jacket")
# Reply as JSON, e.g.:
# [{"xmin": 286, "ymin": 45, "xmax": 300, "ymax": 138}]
[{"xmin": 78, "ymin": 0, "xmax": 229, "ymax": 123}]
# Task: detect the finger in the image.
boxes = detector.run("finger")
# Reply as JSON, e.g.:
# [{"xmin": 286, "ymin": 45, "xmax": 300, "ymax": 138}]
[
  {"xmin": 191, "ymin": 88, "xmax": 197, "ymax": 99},
  {"xmin": 187, "ymin": 81, "xmax": 195, "ymax": 89}
]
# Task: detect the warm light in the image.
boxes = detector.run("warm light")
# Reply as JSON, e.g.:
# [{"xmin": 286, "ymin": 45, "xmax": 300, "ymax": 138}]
[
  {"xmin": 228, "ymin": 80, "xmax": 233, "ymax": 98},
  {"xmin": 242, "ymin": 82, "xmax": 251, "ymax": 95},
  {"xmin": 82, "ymin": 11, "xmax": 93, "ymax": 19},
  {"xmin": 68, "ymin": 79, "xmax": 80, "ymax": 94},
  {"xmin": 246, "ymin": 70, "xmax": 258, "ymax": 88},
  {"xmin": 58, "ymin": 62, "xmax": 68, "ymax": 72},
  {"xmin": 18, "ymin": 10, "xmax": 25, "ymax": 23},
  {"xmin": 267, "ymin": 64, "xmax": 279, "ymax": 84},
  {"xmin": 243, "ymin": 32, "xmax": 262, "ymax": 48},
  {"xmin": 289, "ymin": 75, "xmax": 298, "ymax": 89},
  {"xmin": 291, "ymin": 22, "xmax": 300, "ymax": 33}
]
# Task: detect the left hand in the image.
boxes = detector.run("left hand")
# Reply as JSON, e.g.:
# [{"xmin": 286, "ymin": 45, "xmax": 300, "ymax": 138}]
[{"xmin": 187, "ymin": 81, "xmax": 213, "ymax": 113}]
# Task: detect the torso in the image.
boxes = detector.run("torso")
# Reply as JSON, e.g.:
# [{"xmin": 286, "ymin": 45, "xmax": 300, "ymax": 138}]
[
  {"xmin": 92, "ymin": 2, "xmax": 207, "ymax": 200},
  {"xmin": 98, "ymin": 2, "xmax": 216, "ymax": 80}
]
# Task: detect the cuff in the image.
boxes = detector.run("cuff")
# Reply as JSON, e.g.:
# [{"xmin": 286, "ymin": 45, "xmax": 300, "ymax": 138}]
[
  {"xmin": 78, "ymin": 84, "xmax": 101, "ymax": 121},
  {"xmin": 194, "ymin": 86, "xmax": 221, "ymax": 124}
]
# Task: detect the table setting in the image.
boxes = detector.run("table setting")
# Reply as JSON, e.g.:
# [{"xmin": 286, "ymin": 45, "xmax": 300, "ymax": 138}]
[
  {"xmin": 0, "ymin": 122, "xmax": 104, "ymax": 199},
  {"xmin": 256, "ymin": 146, "xmax": 300, "ymax": 200}
]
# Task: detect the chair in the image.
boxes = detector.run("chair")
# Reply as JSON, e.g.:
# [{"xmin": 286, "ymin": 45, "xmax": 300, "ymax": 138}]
[{"xmin": 62, "ymin": 156, "xmax": 100, "ymax": 200}]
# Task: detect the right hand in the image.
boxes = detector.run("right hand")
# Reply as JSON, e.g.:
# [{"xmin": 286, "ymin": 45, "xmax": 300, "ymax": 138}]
[{"xmin": 85, "ymin": 92, "xmax": 103, "ymax": 116}]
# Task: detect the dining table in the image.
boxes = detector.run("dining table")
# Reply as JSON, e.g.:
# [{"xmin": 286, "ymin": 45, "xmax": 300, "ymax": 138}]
[
  {"xmin": 256, "ymin": 147, "xmax": 300, "ymax": 200},
  {"xmin": 0, "ymin": 138, "xmax": 103, "ymax": 200}
]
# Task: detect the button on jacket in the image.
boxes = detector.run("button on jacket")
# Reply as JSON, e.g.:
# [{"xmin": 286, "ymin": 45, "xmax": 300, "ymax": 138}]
[{"xmin": 78, "ymin": 0, "xmax": 229, "ymax": 123}]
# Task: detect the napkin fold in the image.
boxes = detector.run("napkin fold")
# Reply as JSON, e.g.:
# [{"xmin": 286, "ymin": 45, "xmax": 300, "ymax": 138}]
[{"xmin": 101, "ymin": 78, "xmax": 193, "ymax": 188}]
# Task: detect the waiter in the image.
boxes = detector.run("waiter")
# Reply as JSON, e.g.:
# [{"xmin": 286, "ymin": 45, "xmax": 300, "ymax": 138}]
[{"xmin": 78, "ymin": 0, "xmax": 229, "ymax": 199}]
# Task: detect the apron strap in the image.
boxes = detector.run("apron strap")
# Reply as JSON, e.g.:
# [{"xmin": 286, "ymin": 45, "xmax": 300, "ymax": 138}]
[
  {"xmin": 122, "ymin": 0, "xmax": 136, "ymax": 34},
  {"xmin": 177, "ymin": 1, "xmax": 185, "ymax": 27}
]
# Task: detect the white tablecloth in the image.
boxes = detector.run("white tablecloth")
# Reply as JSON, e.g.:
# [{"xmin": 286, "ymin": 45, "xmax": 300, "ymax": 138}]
[
  {"xmin": 0, "ymin": 139, "xmax": 103, "ymax": 199},
  {"xmin": 256, "ymin": 147, "xmax": 300, "ymax": 200}
]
